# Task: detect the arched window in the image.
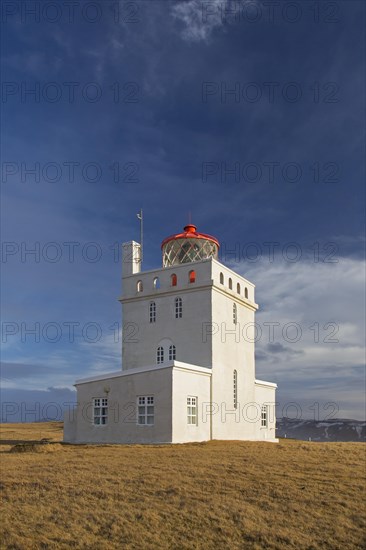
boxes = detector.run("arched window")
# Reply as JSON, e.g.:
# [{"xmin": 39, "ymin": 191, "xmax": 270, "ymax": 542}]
[
  {"xmin": 237, "ymin": 283, "xmax": 241, "ymax": 294},
  {"xmin": 175, "ymin": 297, "xmax": 182, "ymax": 319},
  {"xmin": 153, "ymin": 277, "xmax": 160, "ymax": 289},
  {"xmin": 233, "ymin": 303, "xmax": 237, "ymax": 325},
  {"xmin": 228, "ymin": 278, "xmax": 232, "ymax": 290},
  {"xmin": 220, "ymin": 272, "xmax": 224, "ymax": 285},
  {"xmin": 245, "ymin": 287, "xmax": 248, "ymax": 299},
  {"xmin": 169, "ymin": 344, "xmax": 176, "ymax": 361},
  {"xmin": 189, "ymin": 270, "xmax": 196, "ymax": 283},
  {"xmin": 149, "ymin": 301, "xmax": 156, "ymax": 323},
  {"xmin": 171, "ymin": 273, "xmax": 177, "ymax": 287},
  {"xmin": 233, "ymin": 370, "xmax": 237, "ymax": 409},
  {"xmin": 137, "ymin": 280, "xmax": 143, "ymax": 292},
  {"xmin": 157, "ymin": 346, "xmax": 164, "ymax": 364}
]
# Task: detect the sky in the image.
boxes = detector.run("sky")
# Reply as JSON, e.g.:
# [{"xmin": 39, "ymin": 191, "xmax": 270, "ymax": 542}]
[{"xmin": 1, "ymin": 0, "xmax": 365, "ymax": 422}]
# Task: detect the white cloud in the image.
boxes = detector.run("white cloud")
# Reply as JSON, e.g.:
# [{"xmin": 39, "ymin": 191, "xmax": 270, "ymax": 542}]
[
  {"xmin": 229, "ymin": 256, "xmax": 365, "ymax": 418},
  {"xmin": 171, "ymin": 0, "xmax": 231, "ymax": 42},
  {"xmin": 242, "ymin": 256, "xmax": 364, "ymax": 364}
]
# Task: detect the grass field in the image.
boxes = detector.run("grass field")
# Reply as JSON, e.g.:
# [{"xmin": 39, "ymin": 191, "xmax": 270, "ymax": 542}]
[{"xmin": 0, "ymin": 422, "xmax": 365, "ymax": 549}]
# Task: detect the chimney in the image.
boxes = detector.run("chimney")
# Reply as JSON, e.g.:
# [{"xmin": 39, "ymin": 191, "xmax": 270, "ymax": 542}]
[{"xmin": 122, "ymin": 241, "xmax": 141, "ymax": 278}]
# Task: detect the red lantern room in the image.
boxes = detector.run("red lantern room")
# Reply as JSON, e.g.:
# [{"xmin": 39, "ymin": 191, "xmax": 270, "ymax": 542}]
[{"xmin": 161, "ymin": 224, "xmax": 220, "ymax": 267}]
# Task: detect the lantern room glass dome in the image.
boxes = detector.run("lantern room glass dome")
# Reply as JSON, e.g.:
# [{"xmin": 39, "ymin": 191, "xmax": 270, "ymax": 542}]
[{"xmin": 161, "ymin": 224, "xmax": 219, "ymax": 267}]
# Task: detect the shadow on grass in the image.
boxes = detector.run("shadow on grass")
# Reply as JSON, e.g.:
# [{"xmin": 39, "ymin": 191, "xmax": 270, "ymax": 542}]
[{"xmin": 0, "ymin": 438, "xmax": 55, "ymax": 445}]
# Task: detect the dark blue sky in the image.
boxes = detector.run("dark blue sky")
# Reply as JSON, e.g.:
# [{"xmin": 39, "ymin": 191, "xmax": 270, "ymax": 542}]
[{"xmin": 1, "ymin": 0, "xmax": 365, "ymax": 421}]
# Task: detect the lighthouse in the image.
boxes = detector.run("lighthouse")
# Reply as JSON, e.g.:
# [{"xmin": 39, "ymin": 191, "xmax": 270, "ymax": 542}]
[{"xmin": 64, "ymin": 223, "xmax": 277, "ymax": 444}]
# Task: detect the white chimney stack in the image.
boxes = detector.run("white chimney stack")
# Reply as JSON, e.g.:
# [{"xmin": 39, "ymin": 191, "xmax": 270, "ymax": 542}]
[{"xmin": 122, "ymin": 241, "xmax": 141, "ymax": 278}]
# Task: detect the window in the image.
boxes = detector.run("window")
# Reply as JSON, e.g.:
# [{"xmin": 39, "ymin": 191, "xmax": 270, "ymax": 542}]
[
  {"xmin": 157, "ymin": 346, "xmax": 164, "ymax": 364},
  {"xmin": 237, "ymin": 283, "xmax": 241, "ymax": 294},
  {"xmin": 233, "ymin": 303, "xmax": 237, "ymax": 325},
  {"xmin": 261, "ymin": 405, "xmax": 268, "ymax": 428},
  {"xmin": 220, "ymin": 272, "xmax": 224, "ymax": 284},
  {"xmin": 171, "ymin": 273, "xmax": 177, "ymax": 287},
  {"xmin": 189, "ymin": 270, "xmax": 196, "ymax": 283},
  {"xmin": 245, "ymin": 287, "xmax": 248, "ymax": 299},
  {"xmin": 149, "ymin": 301, "xmax": 156, "ymax": 323},
  {"xmin": 93, "ymin": 398, "xmax": 108, "ymax": 425},
  {"xmin": 187, "ymin": 396, "xmax": 197, "ymax": 425},
  {"xmin": 175, "ymin": 297, "xmax": 182, "ymax": 318},
  {"xmin": 169, "ymin": 344, "xmax": 176, "ymax": 361},
  {"xmin": 153, "ymin": 277, "xmax": 160, "ymax": 289},
  {"xmin": 228, "ymin": 278, "xmax": 232, "ymax": 290},
  {"xmin": 137, "ymin": 396, "xmax": 154, "ymax": 425},
  {"xmin": 137, "ymin": 280, "xmax": 143, "ymax": 292},
  {"xmin": 233, "ymin": 370, "xmax": 237, "ymax": 409}
]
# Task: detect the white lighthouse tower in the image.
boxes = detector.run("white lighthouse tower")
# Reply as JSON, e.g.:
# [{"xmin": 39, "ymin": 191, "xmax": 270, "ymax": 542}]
[{"xmin": 64, "ymin": 223, "xmax": 277, "ymax": 444}]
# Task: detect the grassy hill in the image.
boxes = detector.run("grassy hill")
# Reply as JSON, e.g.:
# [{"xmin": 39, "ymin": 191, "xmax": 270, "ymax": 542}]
[{"xmin": 1, "ymin": 422, "xmax": 365, "ymax": 549}]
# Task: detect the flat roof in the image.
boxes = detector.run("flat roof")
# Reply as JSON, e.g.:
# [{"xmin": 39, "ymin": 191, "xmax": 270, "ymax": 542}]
[{"xmin": 75, "ymin": 361, "xmax": 212, "ymax": 385}]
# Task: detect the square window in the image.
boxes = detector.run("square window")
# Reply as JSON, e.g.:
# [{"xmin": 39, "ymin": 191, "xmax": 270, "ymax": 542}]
[
  {"xmin": 187, "ymin": 396, "xmax": 198, "ymax": 426},
  {"xmin": 137, "ymin": 396, "xmax": 154, "ymax": 425},
  {"xmin": 93, "ymin": 398, "xmax": 108, "ymax": 425}
]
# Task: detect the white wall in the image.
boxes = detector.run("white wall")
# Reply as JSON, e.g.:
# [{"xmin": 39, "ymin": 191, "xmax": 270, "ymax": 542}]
[
  {"xmin": 254, "ymin": 382, "xmax": 278, "ymax": 441},
  {"xmin": 211, "ymin": 259, "xmax": 256, "ymax": 303},
  {"xmin": 210, "ymin": 271, "xmax": 258, "ymax": 440},
  {"xmin": 121, "ymin": 261, "xmax": 214, "ymax": 370},
  {"xmin": 122, "ymin": 241, "xmax": 141, "ymax": 277},
  {"xmin": 64, "ymin": 367, "xmax": 173, "ymax": 444},
  {"xmin": 171, "ymin": 367, "xmax": 211, "ymax": 443}
]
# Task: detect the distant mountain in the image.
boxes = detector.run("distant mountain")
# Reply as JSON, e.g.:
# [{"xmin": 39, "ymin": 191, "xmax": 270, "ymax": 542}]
[{"xmin": 276, "ymin": 418, "xmax": 366, "ymax": 442}]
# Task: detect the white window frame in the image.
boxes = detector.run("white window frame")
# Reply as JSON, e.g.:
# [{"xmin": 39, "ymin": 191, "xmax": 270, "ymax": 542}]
[
  {"xmin": 261, "ymin": 405, "xmax": 268, "ymax": 428},
  {"xmin": 93, "ymin": 397, "xmax": 108, "ymax": 425},
  {"xmin": 175, "ymin": 297, "xmax": 182, "ymax": 319},
  {"xmin": 137, "ymin": 396, "xmax": 154, "ymax": 426},
  {"xmin": 157, "ymin": 346, "xmax": 164, "ymax": 364},
  {"xmin": 187, "ymin": 396, "xmax": 198, "ymax": 426},
  {"xmin": 169, "ymin": 344, "xmax": 176, "ymax": 361},
  {"xmin": 149, "ymin": 301, "xmax": 156, "ymax": 323}
]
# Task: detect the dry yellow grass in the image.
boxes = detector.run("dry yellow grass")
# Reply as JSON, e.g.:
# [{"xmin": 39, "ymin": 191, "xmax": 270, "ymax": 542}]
[{"xmin": 0, "ymin": 422, "xmax": 365, "ymax": 550}]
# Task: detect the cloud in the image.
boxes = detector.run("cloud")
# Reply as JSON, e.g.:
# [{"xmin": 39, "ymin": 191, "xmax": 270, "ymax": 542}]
[
  {"xmin": 0, "ymin": 386, "xmax": 76, "ymax": 423},
  {"xmin": 266, "ymin": 342, "xmax": 303, "ymax": 356},
  {"xmin": 0, "ymin": 355, "xmax": 79, "ymax": 391},
  {"xmin": 1, "ymin": 361, "xmax": 55, "ymax": 380},
  {"xmin": 171, "ymin": 0, "xmax": 228, "ymax": 42},
  {"xmin": 234, "ymin": 256, "xmax": 365, "ymax": 418},
  {"xmin": 171, "ymin": 0, "xmax": 262, "ymax": 42}
]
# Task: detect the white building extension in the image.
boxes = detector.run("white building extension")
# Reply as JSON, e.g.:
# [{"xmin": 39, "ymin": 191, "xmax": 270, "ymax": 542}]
[{"xmin": 64, "ymin": 223, "xmax": 278, "ymax": 444}]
